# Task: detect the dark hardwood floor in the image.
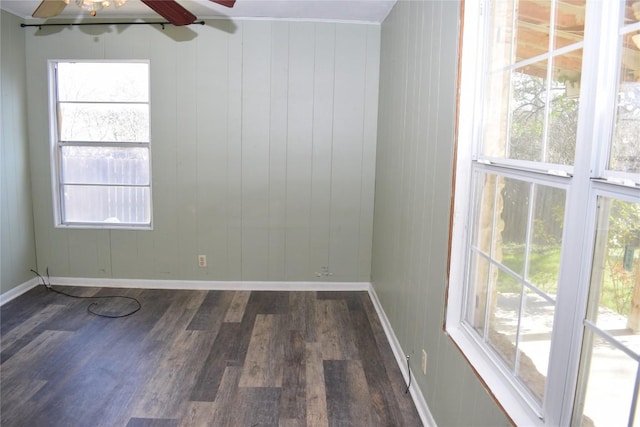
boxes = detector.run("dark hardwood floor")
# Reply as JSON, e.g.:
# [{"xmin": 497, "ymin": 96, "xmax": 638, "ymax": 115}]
[{"xmin": 0, "ymin": 285, "xmax": 422, "ymax": 426}]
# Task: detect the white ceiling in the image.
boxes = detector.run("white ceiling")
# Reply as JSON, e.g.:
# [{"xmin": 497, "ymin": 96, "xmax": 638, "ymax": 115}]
[{"xmin": 0, "ymin": 0, "xmax": 397, "ymax": 23}]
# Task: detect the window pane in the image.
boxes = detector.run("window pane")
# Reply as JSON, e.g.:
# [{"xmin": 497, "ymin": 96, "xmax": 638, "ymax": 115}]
[
  {"xmin": 61, "ymin": 146, "xmax": 149, "ymax": 186},
  {"xmin": 467, "ymin": 173, "xmax": 564, "ymax": 405},
  {"xmin": 482, "ymin": 2, "xmax": 584, "ymax": 166},
  {"xmin": 517, "ymin": 288, "xmax": 554, "ymax": 402},
  {"xmin": 472, "ymin": 172, "xmax": 500, "ymax": 255},
  {"xmin": 588, "ymin": 198, "xmax": 640, "ymax": 331},
  {"xmin": 466, "ymin": 252, "xmax": 491, "ymax": 334},
  {"xmin": 508, "ymin": 62, "xmax": 548, "ymax": 162},
  {"xmin": 500, "ymin": 178, "xmax": 531, "ymax": 276},
  {"xmin": 547, "ymin": 50, "xmax": 582, "ymax": 165},
  {"xmin": 57, "ymin": 62, "xmax": 148, "ymax": 102},
  {"xmin": 482, "ymin": 69, "xmax": 512, "ymax": 158},
  {"xmin": 574, "ymin": 196, "xmax": 640, "ymax": 426},
  {"xmin": 553, "ymin": 0, "xmax": 586, "ymax": 49},
  {"xmin": 63, "ymin": 185, "xmax": 150, "ymax": 224},
  {"xmin": 59, "ymin": 103, "xmax": 149, "ymax": 142},
  {"xmin": 576, "ymin": 332, "xmax": 638, "ymax": 427},
  {"xmin": 471, "ymin": 173, "xmax": 566, "ymax": 293},
  {"xmin": 625, "ymin": 0, "xmax": 640, "ymax": 25},
  {"xmin": 610, "ymin": 30, "xmax": 640, "ymax": 175},
  {"xmin": 527, "ymin": 185, "xmax": 565, "ymax": 295},
  {"xmin": 488, "ymin": 0, "xmax": 517, "ymax": 71},
  {"xmin": 515, "ymin": 1, "xmax": 552, "ymax": 62},
  {"xmin": 487, "ymin": 266, "xmax": 522, "ymax": 370}
]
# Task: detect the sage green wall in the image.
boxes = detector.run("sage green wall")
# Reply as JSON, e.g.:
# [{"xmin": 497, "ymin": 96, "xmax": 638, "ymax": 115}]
[
  {"xmin": 373, "ymin": 1, "xmax": 510, "ymax": 425},
  {"xmin": 1, "ymin": 10, "xmax": 37, "ymax": 295},
  {"xmin": 25, "ymin": 20, "xmax": 379, "ymax": 282}
]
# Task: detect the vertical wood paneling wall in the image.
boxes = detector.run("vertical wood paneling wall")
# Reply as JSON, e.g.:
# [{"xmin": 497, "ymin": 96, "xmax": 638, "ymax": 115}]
[
  {"xmin": 1, "ymin": 10, "xmax": 37, "ymax": 294},
  {"xmin": 372, "ymin": 1, "xmax": 510, "ymax": 425},
  {"xmin": 24, "ymin": 19, "xmax": 379, "ymax": 283}
]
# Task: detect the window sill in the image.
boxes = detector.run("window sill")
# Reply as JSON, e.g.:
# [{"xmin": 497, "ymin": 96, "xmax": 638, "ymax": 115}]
[
  {"xmin": 447, "ymin": 324, "xmax": 546, "ymax": 427},
  {"xmin": 55, "ymin": 223, "xmax": 153, "ymax": 231}
]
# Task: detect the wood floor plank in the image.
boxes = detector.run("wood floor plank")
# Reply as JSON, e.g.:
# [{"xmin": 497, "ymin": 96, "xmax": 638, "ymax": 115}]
[
  {"xmin": 131, "ymin": 330, "xmax": 217, "ymax": 419},
  {"xmin": 279, "ymin": 330, "xmax": 306, "ymax": 421},
  {"xmin": 177, "ymin": 401, "xmax": 217, "ymax": 427},
  {"xmin": 0, "ymin": 328, "xmax": 79, "ymax": 383},
  {"xmin": 44, "ymin": 286, "xmax": 118, "ymax": 331},
  {"xmin": 359, "ymin": 293, "xmax": 424, "ymax": 426},
  {"xmin": 147, "ymin": 290, "xmax": 208, "ymax": 342},
  {"xmin": 346, "ymin": 293, "xmax": 421, "ymax": 426},
  {"xmin": 279, "ymin": 419, "xmax": 306, "ymax": 427},
  {"xmin": 315, "ymin": 300, "xmax": 344, "ymax": 360},
  {"xmin": 0, "ymin": 330, "xmax": 62, "ymax": 427},
  {"xmin": 0, "ymin": 378, "xmax": 47, "ymax": 427},
  {"xmin": 288, "ymin": 291, "xmax": 316, "ymax": 341},
  {"xmin": 0, "ymin": 288, "xmax": 423, "ymax": 427},
  {"xmin": 0, "ymin": 303, "xmax": 67, "ymax": 363},
  {"xmin": 14, "ymin": 289, "xmax": 177, "ymax": 427},
  {"xmin": 239, "ymin": 314, "xmax": 285, "ymax": 387},
  {"xmin": 251, "ymin": 291, "xmax": 290, "ymax": 315},
  {"xmin": 94, "ymin": 340, "xmax": 166, "ymax": 427},
  {"xmin": 0, "ymin": 286, "xmax": 60, "ymax": 336},
  {"xmin": 345, "ymin": 360, "xmax": 376, "ymax": 426},
  {"xmin": 231, "ymin": 291, "xmax": 289, "ymax": 370},
  {"xmin": 239, "ymin": 313, "xmax": 274, "ymax": 387},
  {"xmin": 126, "ymin": 418, "xmax": 179, "ymax": 427},
  {"xmin": 305, "ymin": 342, "xmax": 329, "ymax": 427},
  {"xmin": 186, "ymin": 290, "xmax": 233, "ymax": 331},
  {"xmin": 323, "ymin": 360, "xmax": 351, "ymax": 426},
  {"xmin": 189, "ymin": 322, "xmax": 241, "ymax": 402},
  {"xmin": 0, "ymin": 303, "xmax": 65, "ymax": 349},
  {"xmin": 231, "ymin": 387, "xmax": 281, "ymax": 426},
  {"xmin": 223, "ymin": 291, "xmax": 250, "ymax": 323},
  {"xmin": 206, "ymin": 366, "xmax": 242, "ymax": 427},
  {"xmin": 315, "ymin": 299, "xmax": 359, "ymax": 361}
]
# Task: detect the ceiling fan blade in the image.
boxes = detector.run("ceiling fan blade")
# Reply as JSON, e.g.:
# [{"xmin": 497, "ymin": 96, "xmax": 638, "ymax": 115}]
[
  {"xmin": 140, "ymin": 0, "xmax": 197, "ymax": 26},
  {"xmin": 32, "ymin": 0, "xmax": 68, "ymax": 19},
  {"xmin": 209, "ymin": 0, "xmax": 236, "ymax": 8}
]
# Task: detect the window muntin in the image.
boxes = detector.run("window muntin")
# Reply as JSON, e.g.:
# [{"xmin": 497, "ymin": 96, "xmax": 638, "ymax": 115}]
[
  {"xmin": 481, "ymin": 0, "xmax": 584, "ymax": 169},
  {"xmin": 449, "ymin": 0, "xmax": 640, "ymax": 425},
  {"xmin": 52, "ymin": 61, "xmax": 151, "ymax": 228},
  {"xmin": 464, "ymin": 170, "xmax": 565, "ymax": 406}
]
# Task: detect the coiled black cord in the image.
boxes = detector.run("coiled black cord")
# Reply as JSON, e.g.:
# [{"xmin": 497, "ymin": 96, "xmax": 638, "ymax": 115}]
[{"xmin": 31, "ymin": 268, "xmax": 141, "ymax": 318}]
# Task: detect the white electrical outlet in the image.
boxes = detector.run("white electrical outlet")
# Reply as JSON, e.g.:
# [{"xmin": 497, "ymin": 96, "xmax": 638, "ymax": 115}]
[
  {"xmin": 421, "ymin": 349, "xmax": 428, "ymax": 375},
  {"xmin": 198, "ymin": 255, "xmax": 207, "ymax": 268}
]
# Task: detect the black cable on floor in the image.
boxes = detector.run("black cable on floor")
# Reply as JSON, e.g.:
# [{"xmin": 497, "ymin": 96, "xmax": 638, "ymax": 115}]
[
  {"xmin": 405, "ymin": 355, "xmax": 411, "ymax": 394},
  {"xmin": 31, "ymin": 268, "xmax": 141, "ymax": 318}
]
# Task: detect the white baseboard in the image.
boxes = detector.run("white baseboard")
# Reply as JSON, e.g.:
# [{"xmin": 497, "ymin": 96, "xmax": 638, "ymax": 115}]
[
  {"xmin": 0, "ymin": 276, "xmax": 433, "ymax": 425},
  {"xmin": 0, "ymin": 277, "xmax": 40, "ymax": 306},
  {"xmin": 367, "ymin": 284, "xmax": 437, "ymax": 427},
  {"xmin": 46, "ymin": 276, "xmax": 371, "ymax": 292}
]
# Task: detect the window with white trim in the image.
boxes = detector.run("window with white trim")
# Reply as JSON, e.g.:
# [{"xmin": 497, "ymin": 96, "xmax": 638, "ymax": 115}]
[
  {"xmin": 50, "ymin": 61, "xmax": 152, "ymax": 228},
  {"xmin": 448, "ymin": 1, "xmax": 640, "ymax": 425}
]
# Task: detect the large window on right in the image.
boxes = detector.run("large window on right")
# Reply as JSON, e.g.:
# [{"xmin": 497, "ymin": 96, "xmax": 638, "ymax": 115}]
[{"xmin": 448, "ymin": 1, "xmax": 640, "ymax": 425}]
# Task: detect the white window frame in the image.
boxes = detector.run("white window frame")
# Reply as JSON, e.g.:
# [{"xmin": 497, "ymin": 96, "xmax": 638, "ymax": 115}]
[
  {"xmin": 447, "ymin": 1, "xmax": 640, "ymax": 425},
  {"xmin": 48, "ymin": 60, "xmax": 153, "ymax": 230}
]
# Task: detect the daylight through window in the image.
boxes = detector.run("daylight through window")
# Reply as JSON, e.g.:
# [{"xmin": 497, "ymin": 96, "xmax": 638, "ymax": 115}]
[
  {"xmin": 448, "ymin": 1, "xmax": 640, "ymax": 425},
  {"xmin": 50, "ymin": 61, "xmax": 152, "ymax": 228}
]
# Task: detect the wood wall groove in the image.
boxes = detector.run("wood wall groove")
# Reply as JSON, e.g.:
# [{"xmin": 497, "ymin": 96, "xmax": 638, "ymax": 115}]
[
  {"xmin": 23, "ymin": 20, "xmax": 379, "ymax": 284},
  {"xmin": 372, "ymin": 1, "xmax": 510, "ymax": 425}
]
